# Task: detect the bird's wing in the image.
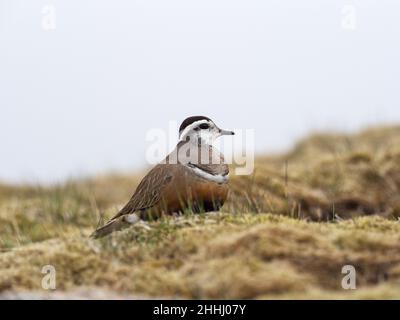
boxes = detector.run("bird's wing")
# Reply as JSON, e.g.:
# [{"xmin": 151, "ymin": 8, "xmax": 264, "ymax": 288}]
[{"xmin": 111, "ymin": 164, "xmax": 173, "ymax": 219}]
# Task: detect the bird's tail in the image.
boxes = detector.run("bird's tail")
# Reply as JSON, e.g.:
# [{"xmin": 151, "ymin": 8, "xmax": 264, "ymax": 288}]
[{"xmin": 90, "ymin": 213, "xmax": 140, "ymax": 239}]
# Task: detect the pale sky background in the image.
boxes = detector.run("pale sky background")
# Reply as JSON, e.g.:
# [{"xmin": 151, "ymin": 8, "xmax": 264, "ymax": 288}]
[{"xmin": 0, "ymin": 0, "xmax": 399, "ymax": 183}]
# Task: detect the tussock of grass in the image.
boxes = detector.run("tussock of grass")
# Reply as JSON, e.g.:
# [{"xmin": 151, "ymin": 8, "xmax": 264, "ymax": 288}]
[
  {"xmin": 228, "ymin": 125, "xmax": 400, "ymax": 220},
  {"xmin": 1, "ymin": 126, "xmax": 400, "ymax": 299}
]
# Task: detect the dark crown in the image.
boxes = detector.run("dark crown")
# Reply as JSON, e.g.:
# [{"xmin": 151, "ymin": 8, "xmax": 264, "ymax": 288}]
[{"xmin": 179, "ymin": 116, "xmax": 212, "ymax": 134}]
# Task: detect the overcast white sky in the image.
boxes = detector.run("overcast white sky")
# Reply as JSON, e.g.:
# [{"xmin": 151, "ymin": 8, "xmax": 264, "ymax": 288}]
[{"xmin": 1, "ymin": 0, "xmax": 399, "ymax": 183}]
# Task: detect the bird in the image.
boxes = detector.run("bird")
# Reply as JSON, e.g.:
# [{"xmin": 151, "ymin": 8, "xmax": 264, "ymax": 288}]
[{"xmin": 91, "ymin": 116, "xmax": 235, "ymax": 238}]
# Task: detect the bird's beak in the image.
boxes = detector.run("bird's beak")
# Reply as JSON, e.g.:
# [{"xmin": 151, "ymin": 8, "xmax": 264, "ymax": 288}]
[{"xmin": 219, "ymin": 129, "xmax": 235, "ymax": 136}]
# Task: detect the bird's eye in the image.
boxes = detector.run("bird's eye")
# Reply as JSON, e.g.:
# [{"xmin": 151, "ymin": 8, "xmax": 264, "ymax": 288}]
[{"xmin": 199, "ymin": 123, "xmax": 210, "ymax": 130}]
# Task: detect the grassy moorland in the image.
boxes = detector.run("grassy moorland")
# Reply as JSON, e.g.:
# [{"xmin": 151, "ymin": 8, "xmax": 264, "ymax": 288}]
[{"xmin": 1, "ymin": 126, "xmax": 400, "ymax": 299}]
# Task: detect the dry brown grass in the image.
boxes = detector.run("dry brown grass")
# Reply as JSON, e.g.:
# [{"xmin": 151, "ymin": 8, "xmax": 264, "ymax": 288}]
[
  {"xmin": 1, "ymin": 125, "xmax": 400, "ymax": 299},
  {"xmin": 228, "ymin": 125, "xmax": 400, "ymax": 220}
]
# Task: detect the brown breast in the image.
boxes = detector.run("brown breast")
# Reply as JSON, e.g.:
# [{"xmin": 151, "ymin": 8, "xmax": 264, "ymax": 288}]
[{"xmin": 142, "ymin": 164, "xmax": 229, "ymax": 219}]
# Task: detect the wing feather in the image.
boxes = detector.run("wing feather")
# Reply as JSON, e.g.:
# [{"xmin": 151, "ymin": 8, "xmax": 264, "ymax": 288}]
[{"xmin": 111, "ymin": 164, "xmax": 173, "ymax": 219}]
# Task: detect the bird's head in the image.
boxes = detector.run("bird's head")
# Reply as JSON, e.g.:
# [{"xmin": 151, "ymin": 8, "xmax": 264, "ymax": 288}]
[{"xmin": 179, "ymin": 116, "xmax": 234, "ymax": 144}]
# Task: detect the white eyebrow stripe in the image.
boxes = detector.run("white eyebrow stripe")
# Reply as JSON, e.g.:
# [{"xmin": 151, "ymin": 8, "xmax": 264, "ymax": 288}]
[
  {"xmin": 185, "ymin": 164, "xmax": 229, "ymax": 184},
  {"xmin": 179, "ymin": 120, "xmax": 210, "ymax": 140}
]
